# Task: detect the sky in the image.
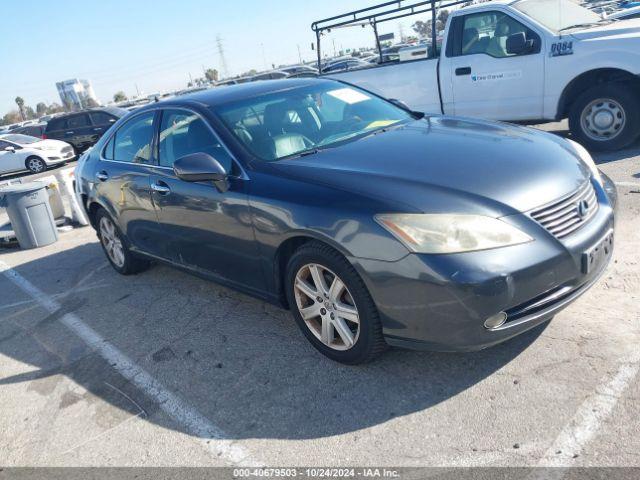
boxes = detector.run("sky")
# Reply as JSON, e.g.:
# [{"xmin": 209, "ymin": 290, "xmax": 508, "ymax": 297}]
[{"xmin": 0, "ymin": 0, "xmax": 420, "ymax": 115}]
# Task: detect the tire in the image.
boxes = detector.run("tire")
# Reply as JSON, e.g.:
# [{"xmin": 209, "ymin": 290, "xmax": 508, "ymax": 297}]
[
  {"xmin": 95, "ymin": 208, "xmax": 151, "ymax": 275},
  {"xmin": 25, "ymin": 156, "xmax": 46, "ymax": 174},
  {"xmin": 568, "ymin": 84, "xmax": 640, "ymax": 151},
  {"xmin": 285, "ymin": 241, "xmax": 386, "ymax": 364}
]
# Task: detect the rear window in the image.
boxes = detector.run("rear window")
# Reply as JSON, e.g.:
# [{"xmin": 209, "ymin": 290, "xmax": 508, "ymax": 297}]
[
  {"xmin": 67, "ymin": 114, "xmax": 90, "ymax": 128},
  {"xmin": 46, "ymin": 117, "xmax": 67, "ymax": 131},
  {"xmin": 90, "ymin": 112, "xmax": 117, "ymax": 126}
]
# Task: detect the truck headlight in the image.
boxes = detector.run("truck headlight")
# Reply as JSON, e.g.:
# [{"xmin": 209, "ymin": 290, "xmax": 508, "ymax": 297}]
[
  {"xmin": 567, "ymin": 139, "xmax": 602, "ymax": 186},
  {"xmin": 375, "ymin": 214, "xmax": 533, "ymax": 254}
]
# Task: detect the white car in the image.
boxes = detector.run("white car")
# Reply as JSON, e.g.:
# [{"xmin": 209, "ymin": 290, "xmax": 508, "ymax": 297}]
[{"xmin": 0, "ymin": 133, "xmax": 75, "ymax": 175}]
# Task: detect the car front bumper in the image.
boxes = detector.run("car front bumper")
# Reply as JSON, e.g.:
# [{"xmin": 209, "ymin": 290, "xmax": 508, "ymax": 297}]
[{"xmin": 353, "ymin": 175, "xmax": 617, "ymax": 352}]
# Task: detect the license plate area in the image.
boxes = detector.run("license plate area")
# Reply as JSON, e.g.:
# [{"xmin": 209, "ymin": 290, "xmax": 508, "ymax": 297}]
[{"xmin": 582, "ymin": 230, "xmax": 613, "ymax": 274}]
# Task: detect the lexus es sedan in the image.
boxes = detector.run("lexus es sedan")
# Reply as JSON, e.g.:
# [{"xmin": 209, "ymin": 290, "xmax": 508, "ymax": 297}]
[{"xmin": 75, "ymin": 78, "xmax": 616, "ymax": 364}]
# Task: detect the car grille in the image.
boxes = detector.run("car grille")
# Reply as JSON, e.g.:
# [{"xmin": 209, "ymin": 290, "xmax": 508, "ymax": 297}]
[
  {"xmin": 62, "ymin": 146, "xmax": 73, "ymax": 155},
  {"xmin": 530, "ymin": 181, "xmax": 598, "ymax": 239}
]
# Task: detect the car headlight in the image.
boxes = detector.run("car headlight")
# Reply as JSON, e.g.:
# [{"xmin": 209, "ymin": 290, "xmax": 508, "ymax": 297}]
[
  {"xmin": 375, "ymin": 214, "xmax": 533, "ymax": 254},
  {"xmin": 567, "ymin": 139, "xmax": 602, "ymax": 186}
]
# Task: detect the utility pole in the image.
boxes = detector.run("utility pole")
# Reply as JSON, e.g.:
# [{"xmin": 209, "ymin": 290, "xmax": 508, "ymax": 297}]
[
  {"xmin": 135, "ymin": 83, "xmax": 140, "ymax": 98},
  {"xmin": 217, "ymin": 35, "xmax": 229, "ymax": 78},
  {"xmin": 297, "ymin": 44, "xmax": 303, "ymax": 63},
  {"xmin": 332, "ymin": 38, "xmax": 337, "ymax": 57}
]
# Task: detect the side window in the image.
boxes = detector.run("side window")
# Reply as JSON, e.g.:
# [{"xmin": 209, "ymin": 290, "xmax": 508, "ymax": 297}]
[
  {"xmin": 67, "ymin": 114, "xmax": 90, "ymax": 128},
  {"xmin": 112, "ymin": 112, "xmax": 155, "ymax": 163},
  {"xmin": 47, "ymin": 117, "xmax": 67, "ymax": 131},
  {"xmin": 90, "ymin": 112, "xmax": 117, "ymax": 126},
  {"xmin": 158, "ymin": 109, "xmax": 233, "ymax": 172},
  {"xmin": 459, "ymin": 11, "xmax": 539, "ymax": 58},
  {"xmin": 103, "ymin": 135, "xmax": 115, "ymax": 160}
]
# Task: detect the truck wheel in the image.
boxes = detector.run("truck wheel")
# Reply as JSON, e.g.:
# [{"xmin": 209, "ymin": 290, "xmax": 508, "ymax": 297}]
[{"xmin": 569, "ymin": 84, "xmax": 640, "ymax": 151}]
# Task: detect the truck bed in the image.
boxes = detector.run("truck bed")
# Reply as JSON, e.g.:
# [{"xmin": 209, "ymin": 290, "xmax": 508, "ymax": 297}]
[{"xmin": 327, "ymin": 59, "xmax": 442, "ymax": 115}]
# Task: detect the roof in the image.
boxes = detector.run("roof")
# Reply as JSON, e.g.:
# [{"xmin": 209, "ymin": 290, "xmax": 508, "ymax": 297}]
[{"xmin": 152, "ymin": 78, "xmax": 330, "ymax": 109}]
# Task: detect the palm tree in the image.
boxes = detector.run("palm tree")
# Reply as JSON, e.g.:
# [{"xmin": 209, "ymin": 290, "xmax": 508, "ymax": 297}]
[{"xmin": 15, "ymin": 97, "xmax": 26, "ymax": 121}]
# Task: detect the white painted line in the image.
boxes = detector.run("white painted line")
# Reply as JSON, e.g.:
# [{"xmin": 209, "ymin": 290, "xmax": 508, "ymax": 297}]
[
  {"xmin": 532, "ymin": 351, "xmax": 640, "ymax": 474},
  {"xmin": 614, "ymin": 181, "xmax": 640, "ymax": 188},
  {"xmin": 0, "ymin": 260, "xmax": 259, "ymax": 467}
]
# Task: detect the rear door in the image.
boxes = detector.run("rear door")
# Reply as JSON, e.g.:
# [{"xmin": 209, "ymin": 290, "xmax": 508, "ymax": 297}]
[
  {"xmin": 89, "ymin": 111, "xmax": 118, "ymax": 143},
  {"xmin": 44, "ymin": 116, "xmax": 68, "ymax": 142},
  {"xmin": 442, "ymin": 9, "xmax": 545, "ymax": 120},
  {"xmin": 65, "ymin": 113, "xmax": 94, "ymax": 151},
  {"xmin": 148, "ymin": 107, "xmax": 262, "ymax": 290},
  {"xmin": 93, "ymin": 110, "xmax": 162, "ymax": 256}
]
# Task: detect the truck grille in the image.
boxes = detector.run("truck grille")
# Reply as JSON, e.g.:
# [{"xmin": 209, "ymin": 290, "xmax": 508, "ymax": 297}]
[{"xmin": 530, "ymin": 181, "xmax": 598, "ymax": 239}]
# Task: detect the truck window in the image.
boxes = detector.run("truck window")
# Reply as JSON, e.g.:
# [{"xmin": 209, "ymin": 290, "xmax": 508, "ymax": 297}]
[{"xmin": 456, "ymin": 11, "xmax": 540, "ymax": 58}]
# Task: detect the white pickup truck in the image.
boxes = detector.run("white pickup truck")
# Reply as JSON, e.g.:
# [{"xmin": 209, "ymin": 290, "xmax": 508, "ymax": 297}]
[{"xmin": 315, "ymin": 0, "xmax": 640, "ymax": 150}]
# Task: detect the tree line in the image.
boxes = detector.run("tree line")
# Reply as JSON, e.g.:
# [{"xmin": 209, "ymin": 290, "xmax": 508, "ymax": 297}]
[{"xmin": 1, "ymin": 95, "xmax": 99, "ymax": 126}]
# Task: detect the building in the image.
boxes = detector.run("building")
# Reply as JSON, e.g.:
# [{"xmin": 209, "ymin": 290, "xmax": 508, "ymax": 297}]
[{"xmin": 56, "ymin": 79, "xmax": 100, "ymax": 110}]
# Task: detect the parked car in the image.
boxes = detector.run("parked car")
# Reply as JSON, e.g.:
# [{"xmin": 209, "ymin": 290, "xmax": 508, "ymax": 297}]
[
  {"xmin": 0, "ymin": 133, "xmax": 74, "ymax": 174},
  {"xmin": 250, "ymin": 70, "xmax": 290, "ymax": 81},
  {"xmin": 606, "ymin": 5, "xmax": 640, "ymax": 20},
  {"xmin": 75, "ymin": 78, "xmax": 616, "ymax": 364},
  {"xmin": 44, "ymin": 107, "xmax": 128, "ymax": 153},
  {"xmin": 11, "ymin": 123, "xmax": 46, "ymax": 138},
  {"xmin": 317, "ymin": 0, "xmax": 640, "ymax": 150},
  {"xmin": 281, "ymin": 65, "xmax": 319, "ymax": 75},
  {"xmin": 322, "ymin": 59, "xmax": 371, "ymax": 73}
]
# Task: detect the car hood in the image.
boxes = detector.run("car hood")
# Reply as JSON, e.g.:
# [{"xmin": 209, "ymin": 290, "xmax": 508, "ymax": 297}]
[
  {"xmin": 569, "ymin": 19, "xmax": 640, "ymax": 40},
  {"xmin": 32, "ymin": 139, "xmax": 68, "ymax": 150},
  {"xmin": 272, "ymin": 117, "xmax": 591, "ymax": 216}
]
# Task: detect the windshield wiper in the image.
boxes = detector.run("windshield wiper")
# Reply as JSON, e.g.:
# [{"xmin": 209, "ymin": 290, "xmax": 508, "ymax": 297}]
[{"xmin": 558, "ymin": 22, "xmax": 602, "ymax": 32}]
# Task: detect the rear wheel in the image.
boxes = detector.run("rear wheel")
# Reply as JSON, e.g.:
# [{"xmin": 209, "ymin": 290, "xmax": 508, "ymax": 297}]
[
  {"xmin": 25, "ymin": 156, "xmax": 46, "ymax": 174},
  {"xmin": 285, "ymin": 241, "xmax": 386, "ymax": 364},
  {"xmin": 569, "ymin": 84, "xmax": 640, "ymax": 151},
  {"xmin": 96, "ymin": 209, "xmax": 151, "ymax": 275}
]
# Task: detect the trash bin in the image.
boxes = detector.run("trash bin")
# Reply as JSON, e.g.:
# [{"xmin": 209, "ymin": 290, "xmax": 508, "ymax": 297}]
[{"xmin": 0, "ymin": 183, "xmax": 58, "ymax": 249}]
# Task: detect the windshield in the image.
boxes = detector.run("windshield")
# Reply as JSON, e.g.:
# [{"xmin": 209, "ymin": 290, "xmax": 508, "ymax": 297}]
[
  {"xmin": 515, "ymin": 0, "xmax": 602, "ymax": 32},
  {"xmin": 215, "ymin": 83, "xmax": 412, "ymax": 161},
  {"xmin": 1, "ymin": 134, "xmax": 40, "ymax": 144}
]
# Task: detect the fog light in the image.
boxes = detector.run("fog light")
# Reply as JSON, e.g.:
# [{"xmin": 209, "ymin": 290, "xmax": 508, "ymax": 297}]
[{"xmin": 484, "ymin": 312, "xmax": 507, "ymax": 330}]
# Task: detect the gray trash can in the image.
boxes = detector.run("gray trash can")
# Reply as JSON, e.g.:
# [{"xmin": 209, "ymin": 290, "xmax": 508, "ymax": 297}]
[{"xmin": 0, "ymin": 183, "xmax": 58, "ymax": 249}]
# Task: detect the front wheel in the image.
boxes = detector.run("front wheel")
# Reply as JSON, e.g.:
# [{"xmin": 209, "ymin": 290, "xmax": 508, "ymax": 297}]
[
  {"xmin": 285, "ymin": 241, "xmax": 386, "ymax": 364},
  {"xmin": 568, "ymin": 84, "xmax": 640, "ymax": 151},
  {"xmin": 26, "ymin": 156, "xmax": 46, "ymax": 174}
]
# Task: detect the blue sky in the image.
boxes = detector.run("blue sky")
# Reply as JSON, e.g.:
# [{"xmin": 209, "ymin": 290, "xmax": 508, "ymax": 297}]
[{"xmin": 0, "ymin": 0, "xmax": 417, "ymax": 114}]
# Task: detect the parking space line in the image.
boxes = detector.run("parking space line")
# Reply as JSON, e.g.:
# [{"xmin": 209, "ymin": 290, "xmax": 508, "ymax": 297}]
[
  {"xmin": 535, "ymin": 351, "xmax": 640, "ymax": 471},
  {"xmin": 0, "ymin": 260, "xmax": 259, "ymax": 467}
]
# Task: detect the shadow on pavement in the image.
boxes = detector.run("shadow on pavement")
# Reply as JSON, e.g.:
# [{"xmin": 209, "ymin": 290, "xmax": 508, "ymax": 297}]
[{"xmin": 0, "ymin": 239, "xmax": 547, "ymax": 441}]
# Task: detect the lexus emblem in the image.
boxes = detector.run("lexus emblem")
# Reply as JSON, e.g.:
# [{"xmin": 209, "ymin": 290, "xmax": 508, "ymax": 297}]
[{"xmin": 577, "ymin": 200, "xmax": 590, "ymax": 218}]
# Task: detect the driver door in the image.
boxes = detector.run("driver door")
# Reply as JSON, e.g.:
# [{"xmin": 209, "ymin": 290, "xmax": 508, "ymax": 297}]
[{"xmin": 444, "ymin": 10, "xmax": 545, "ymax": 121}]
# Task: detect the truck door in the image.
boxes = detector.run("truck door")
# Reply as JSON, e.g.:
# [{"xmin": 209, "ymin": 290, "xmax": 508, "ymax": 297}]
[{"xmin": 442, "ymin": 10, "xmax": 544, "ymax": 121}]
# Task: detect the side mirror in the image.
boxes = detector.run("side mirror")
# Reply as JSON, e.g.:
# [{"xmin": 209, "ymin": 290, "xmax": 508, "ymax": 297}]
[
  {"xmin": 4, "ymin": 146, "xmax": 15, "ymax": 153},
  {"xmin": 173, "ymin": 152, "xmax": 229, "ymax": 192},
  {"xmin": 506, "ymin": 32, "xmax": 534, "ymax": 55}
]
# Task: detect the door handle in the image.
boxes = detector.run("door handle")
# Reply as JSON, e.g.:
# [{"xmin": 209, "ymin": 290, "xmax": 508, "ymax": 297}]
[
  {"xmin": 93, "ymin": 128, "xmax": 103, "ymax": 132},
  {"xmin": 65, "ymin": 131, "xmax": 75, "ymax": 135},
  {"xmin": 455, "ymin": 67, "xmax": 471, "ymax": 76},
  {"xmin": 151, "ymin": 181, "xmax": 171, "ymax": 195},
  {"xmin": 96, "ymin": 171, "xmax": 109, "ymax": 182}
]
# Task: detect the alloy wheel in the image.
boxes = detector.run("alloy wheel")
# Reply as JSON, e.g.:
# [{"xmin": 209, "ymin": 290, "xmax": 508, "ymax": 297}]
[
  {"xmin": 580, "ymin": 98, "xmax": 626, "ymax": 141},
  {"xmin": 293, "ymin": 263, "xmax": 360, "ymax": 351},
  {"xmin": 27, "ymin": 158, "xmax": 45, "ymax": 173},
  {"xmin": 99, "ymin": 216, "xmax": 125, "ymax": 268}
]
